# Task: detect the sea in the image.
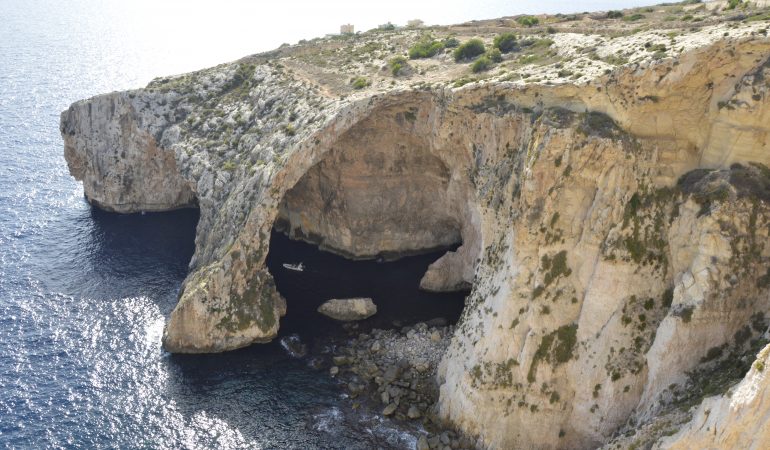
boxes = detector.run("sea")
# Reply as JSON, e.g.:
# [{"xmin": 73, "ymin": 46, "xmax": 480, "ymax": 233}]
[
  {"xmin": 0, "ymin": 0, "xmax": 662, "ymax": 447},
  {"xmin": 0, "ymin": 1, "xmax": 468, "ymax": 448}
]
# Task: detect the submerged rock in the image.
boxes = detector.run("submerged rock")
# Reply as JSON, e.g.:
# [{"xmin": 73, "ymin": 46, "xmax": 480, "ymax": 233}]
[
  {"xmin": 307, "ymin": 357, "xmax": 324, "ymax": 370},
  {"xmin": 317, "ymin": 298, "xmax": 377, "ymax": 321},
  {"xmin": 279, "ymin": 334, "xmax": 307, "ymax": 358}
]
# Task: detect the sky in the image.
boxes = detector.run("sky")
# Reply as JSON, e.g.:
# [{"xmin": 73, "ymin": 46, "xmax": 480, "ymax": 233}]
[
  {"xmin": 95, "ymin": 0, "xmax": 663, "ymax": 76},
  {"xmin": 147, "ymin": 1, "xmax": 665, "ymax": 48},
  {"xmin": 2, "ymin": 0, "xmax": 667, "ymax": 90}
]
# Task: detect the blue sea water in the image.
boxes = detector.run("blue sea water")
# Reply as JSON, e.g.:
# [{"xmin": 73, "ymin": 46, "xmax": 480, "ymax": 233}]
[{"xmin": 0, "ymin": 1, "xmax": 470, "ymax": 448}]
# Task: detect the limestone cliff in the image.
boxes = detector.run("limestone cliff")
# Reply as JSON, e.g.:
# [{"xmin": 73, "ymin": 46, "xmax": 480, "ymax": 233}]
[
  {"xmin": 656, "ymin": 343, "xmax": 770, "ymax": 449},
  {"xmin": 62, "ymin": 2, "xmax": 770, "ymax": 448}
]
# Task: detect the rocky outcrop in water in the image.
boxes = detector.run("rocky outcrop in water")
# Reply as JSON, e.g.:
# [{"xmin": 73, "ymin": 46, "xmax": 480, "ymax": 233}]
[
  {"xmin": 318, "ymin": 298, "xmax": 377, "ymax": 321},
  {"xmin": 62, "ymin": 3, "xmax": 770, "ymax": 448}
]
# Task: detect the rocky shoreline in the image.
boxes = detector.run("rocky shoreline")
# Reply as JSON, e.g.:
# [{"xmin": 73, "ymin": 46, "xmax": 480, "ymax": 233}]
[
  {"xmin": 62, "ymin": 1, "xmax": 770, "ymax": 446},
  {"xmin": 328, "ymin": 321, "xmax": 477, "ymax": 450}
]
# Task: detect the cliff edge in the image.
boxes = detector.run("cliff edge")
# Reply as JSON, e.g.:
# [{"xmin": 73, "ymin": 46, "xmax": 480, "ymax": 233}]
[{"xmin": 61, "ymin": 2, "xmax": 770, "ymax": 448}]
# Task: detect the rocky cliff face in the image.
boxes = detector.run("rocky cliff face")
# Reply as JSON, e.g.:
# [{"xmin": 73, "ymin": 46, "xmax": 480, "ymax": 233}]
[
  {"xmin": 656, "ymin": 343, "xmax": 770, "ymax": 449},
  {"xmin": 62, "ymin": 4, "xmax": 770, "ymax": 448},
  {"xmin": 61, "ymin": 94, "xmax": 197, "ymax": 212}
]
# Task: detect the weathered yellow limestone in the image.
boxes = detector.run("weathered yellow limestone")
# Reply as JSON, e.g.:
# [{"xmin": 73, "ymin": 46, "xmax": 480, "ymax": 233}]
[{"xmin": 61, "ymin": 16, "xmax": 770, "ymax": 449}]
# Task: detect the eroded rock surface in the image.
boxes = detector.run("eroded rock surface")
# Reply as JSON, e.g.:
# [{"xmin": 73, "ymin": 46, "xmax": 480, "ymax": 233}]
[
  {"xmin": 317, "ymin": 298, "xmax": 377, "ymax": 321},
  {"xmin": 62, "ymin": 5, "xmax": 770, "ymax": 448},
  {"xmin": 657, "ymin": 343, "xmax": 770, "ymax": 449},
  {"xmin": 61, "ymin": 94, "xmax": 197, "ymax": 212}
]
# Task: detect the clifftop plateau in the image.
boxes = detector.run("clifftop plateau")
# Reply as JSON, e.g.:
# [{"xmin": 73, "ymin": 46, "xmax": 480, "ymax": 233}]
[{"xmin": 61, "ymin": 1, "xmax": 770, "ymax": 448}]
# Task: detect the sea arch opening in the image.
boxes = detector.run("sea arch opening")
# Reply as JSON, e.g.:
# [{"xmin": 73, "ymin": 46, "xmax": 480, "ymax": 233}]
[{"xmin": 264, "ymin": 97, "xmax": 480, "ymax": 340}]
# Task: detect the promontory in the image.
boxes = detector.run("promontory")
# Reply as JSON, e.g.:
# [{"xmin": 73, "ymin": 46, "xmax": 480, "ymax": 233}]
[{"xmin": 61, "ymin": 2, "xmax": 770, "ymax": 448}]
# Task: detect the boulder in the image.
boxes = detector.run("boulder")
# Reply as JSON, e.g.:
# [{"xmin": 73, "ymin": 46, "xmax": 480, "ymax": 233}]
[
  {"xmin": 407, "ymin": 405, "xmax": 422, "ymax": 419},
  {"xmin": 317, "ymin": 298, "xmax": 377, "ymax": 321},
  {"xmin": 332, "ymin": 356, "xmax": 349, "ymax": 365},
  {"xmin": 425, "ymin": 317, "xmax": 447, "ymax": 327},
  {"xmin": 383, "ymin": 403, "xmax": 397, "ymax": 416}
]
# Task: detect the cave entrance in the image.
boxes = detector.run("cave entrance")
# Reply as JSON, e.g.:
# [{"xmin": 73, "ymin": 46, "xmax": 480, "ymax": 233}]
[
  {"xmin": 265, "ymin": 230, "xmax": 467, "ymax": 339},
  {"xmin": 265, "ymin": 102, "xmax": 475, "ymax": 341}
]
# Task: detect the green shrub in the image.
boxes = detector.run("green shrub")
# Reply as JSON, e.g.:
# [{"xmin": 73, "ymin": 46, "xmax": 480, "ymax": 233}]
[
  {"xmin": 643, "ymin": 298, "xmax": 655, "ymax": 310},
  {"xmin": 518, "ymin": 54, "xmax": 540, "ymax": 65},
  {"xmin": 517, "ymin": 16, "xmax": 539, "ymax": 27},
  {"xmin": 493, "ymin": 32, "xmax": 517, "ymax": 53},
  {"xmin": 746, "ymin": 10, "xmax": 770, "ymax": 22},
  {"xmin": 676, "ymin": 305, "xmax": 694, "ymax": 323},
  {"xmin": 443, "ymin": 37, "xmax": 460, "ymax": 48},
  {"xmin": 486, "ymin": 48, "xmax": 503, "ymax": 63},
  {"xmin": 662, "ymin": 287, "xmax": 674, "ymax": 308},
  {"xmin": 471, "ymin": 56, "xmax": 492, "ymax": 73},
  {"xmin": 646, "ymin": 42, "xmax": 665, "ymax": 51},
  {"xmin": 222, "ymin": 161, "xmax": 237, "ymax": 171},
  {"xmin": 542, "ymin": 250, "xmax": 571, "ymax": 286},
  {"xmin": 351, "ymin": 77, "xmax": 370, "ymax": 89},
  {"xmin": 388, "ymin": 56, "xmax": 408, "ymax": 76},
  {"xmin": 607, "ymin": 10, "xmax": 623, "ymax": 19},
  {"xmin": 519, "ymin": 38, "xmax": 553, "ymax": 49},
  {"xmin": 701, "ymin": 346, "xmax": 725, "ymax": 363},
  {"xmin": 454, "ymin": 39, "xmax": 486, "ymax": 62},
  {"xmin": 453, "ymin": 76, "xmax": 476, "ymax": 87},
  {"xmin": 408, "ymin": 37, "xmax": 444, "ymax": 59},
  {"xmin": 623, "ymin": 14, "xmax": 645, "ymax": 22},
  {"xmin": 726, "ymin": 0, "xmax": 743, "ymax": 10},
  {"xmin": 527, "ymin": 323, "xmax": 578, "ymax": 382},
  {"xmin": 603, "ymin": 54, "xmax": 628, "ymax": 66}
]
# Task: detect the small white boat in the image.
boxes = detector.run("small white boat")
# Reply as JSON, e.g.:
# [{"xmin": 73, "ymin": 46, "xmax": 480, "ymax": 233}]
[{"xmin": 282, "ymin": 262, "xmax": 305, "ymax": 272}]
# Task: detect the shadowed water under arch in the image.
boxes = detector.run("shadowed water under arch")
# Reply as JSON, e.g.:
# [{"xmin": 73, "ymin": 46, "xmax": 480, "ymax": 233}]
[{"xmin": 266, "ymin": 229, "xmax": 467, "ymax": 343}]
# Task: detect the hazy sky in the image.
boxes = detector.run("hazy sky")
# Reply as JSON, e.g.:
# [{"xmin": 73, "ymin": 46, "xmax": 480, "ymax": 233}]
[
  {"xmin": 3, "ymin": 0, "xmax": 666, "ymax": 90},
  {"xmin": 145, "ymin": 1, "xmax": 665, "ymax": 48},
  {"xmin": 102, "ymin": 0, "xmax": 662, "ymax": 75}
]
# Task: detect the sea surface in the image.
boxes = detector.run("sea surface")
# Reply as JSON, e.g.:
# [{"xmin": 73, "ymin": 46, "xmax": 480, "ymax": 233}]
[
  {"xmin": 0, "ymin": 0, "xmax": 666, "ymax": 447},
  {"xmin": 0, "ymin": 1, "xmax": 467, "ymax": 448}
]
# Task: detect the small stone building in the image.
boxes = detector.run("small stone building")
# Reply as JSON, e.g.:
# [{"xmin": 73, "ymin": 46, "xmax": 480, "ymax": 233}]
[{"xmin": 407, "ymin": 19, "xmax": 424, "ymax": 28}]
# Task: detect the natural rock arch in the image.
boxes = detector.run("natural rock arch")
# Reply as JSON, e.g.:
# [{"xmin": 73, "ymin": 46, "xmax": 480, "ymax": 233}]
[{"xmin": 162, "ymin": 91, "xmax": 482, "ymax": 353}]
